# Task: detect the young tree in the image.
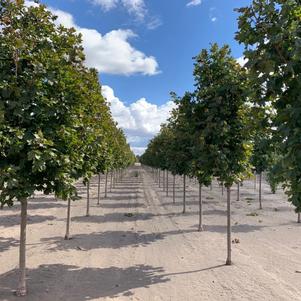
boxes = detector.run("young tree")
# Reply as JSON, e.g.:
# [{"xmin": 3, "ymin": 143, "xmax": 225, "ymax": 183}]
[
  {"xmin": 236, "ymin": 0, "xmax": 301, "ymax": 222},
  {"xmin": 193, "ymin": 44, "xmax": 252, "ymax": 264}
]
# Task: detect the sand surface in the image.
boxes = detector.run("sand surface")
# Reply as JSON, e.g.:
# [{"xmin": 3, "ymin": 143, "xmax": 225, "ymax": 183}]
[{"xmin": 0, "ymin": 166, "xmax": 301, "ymax": 301}]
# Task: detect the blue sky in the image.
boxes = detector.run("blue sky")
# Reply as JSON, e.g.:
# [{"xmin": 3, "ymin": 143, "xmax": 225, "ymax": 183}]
[{"xmin": 39, "ymin": 0, "xmax": 251, "ymax": 154}]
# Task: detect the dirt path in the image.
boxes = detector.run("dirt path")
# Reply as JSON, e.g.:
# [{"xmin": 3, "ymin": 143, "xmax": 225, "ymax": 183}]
[{"xmin": 0, "ymin": 167, "xmax": 301, "ymax": 300}]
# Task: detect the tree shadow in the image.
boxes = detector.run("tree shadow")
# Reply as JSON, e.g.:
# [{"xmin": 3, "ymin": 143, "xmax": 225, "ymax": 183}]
[
  {"xmin": 41, "ymin": 229, "xmax": 196, "ymax": 252},
  {"xmin": 71, "ymin": 212, "xmax": 155, "ymax": 224},
  {"xmin": 0, "ymin": 237, "xmax": 19, "ymax": 252},
  {"xmin": 195, "ymin": 223, "xmax": 266, "ymax": 233},
  {"xmin": 0, "ymin": 215, "xmax": 57, "ymax": 228},
  {"xmin": 99, "ymin": 202, "xmax": 146, "ymax": 209},
  {"xmin": 0, "ymin": 263, "xmax": 169, "ymax": 301}
]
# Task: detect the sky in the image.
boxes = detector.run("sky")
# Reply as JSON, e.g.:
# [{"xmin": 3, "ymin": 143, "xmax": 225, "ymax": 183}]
[{"xmin": 36, "ymin": 0, "xmax": 251, "ymax": 155}]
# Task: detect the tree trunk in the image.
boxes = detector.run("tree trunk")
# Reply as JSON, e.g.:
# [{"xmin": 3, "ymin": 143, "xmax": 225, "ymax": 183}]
[
  {"xmin": 226, "ymin": 187, "xmax": 232, "ymax": 266},
  {"xmin": 159, "ymin": 170, "xmax": 161, "ymax": 188},
  {"xmin": 110, "ymin": 171, "xmax": 113, "ymax": 192},
  {"xmin": 183, "ymin": 175, "xmax": 186, "ymax": 214},
  {"xmin": 210, "ymin": 183, "xmax": 213, "ymax": 190},
  {"xmin": 298, "ymin": 212, "xmax": 300, "ymax": 223},
  {"xmin": 65, "ymin": 198, "xmax": 71, "ymax": 240},
  {"xmin": 198, "ymin": 183, "xmax": 203, "ymax": 231},
  {"xmin": 97, "ymin": 174, "xmax": 101, "ymax": 205},
  {"xmin": 222, "ymin": 183, "xmax": 224, "ymax": 196},
  {"xmin": 86, "ymin": 180, "xmax": 90, "ymax": 216},
  {"xmin": 259, "ymin": 172, "xmax": 263, "ymax": 209},
  {"xmin": 237, "ymin": 182, "xmax": 240, "ymax": 201},
  {"xmin": 166, "ymin": 171, "xmax": 169, "ymax": 196},
  {"xmin": 173, "ymin": 175, "xmax": 175, "ymax": 203},
  {"xmin": 163, "ymin": 170, "xmax": 165, "ymax": 191},
  {"xmin": 254, "ymin": 173, "xmax": 257, "ymax": 190},
  {"xmin": 16, "ymin": 199, "xmax": 28, "ymax": 296},
  {"xmin": 105, "ymin": 172, "xmax": 108, "ymax": 198}
]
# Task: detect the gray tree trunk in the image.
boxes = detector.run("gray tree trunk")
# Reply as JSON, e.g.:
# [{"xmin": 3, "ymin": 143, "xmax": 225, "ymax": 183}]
[
  {"xmin": 259, "ymin": 172, "xmax": 263, "ymax": 209},
  {"xmin": 16, "ymin": 199, "xmax": 28, "ymax": 296},
  {"xmin": 173, "ymin": 175, "xmax": 175, "ymax": 203},
  {"xmin": 198, "ymin": 183, "xmax": 203, "ymax": 231},
  {"xmin": 110, "ymin": 171, "xmax": 113, "ymax": 192},
  {"xmin": 105, "ymin": 172, "xmax": 108, "ymax": 198},
  {"xmin": 86, "ymin": 180, "xmax": 90, "ymax": 216},
  {"xmin": 237, "ymin": 182, "xmax": 240, "ymax": 201},
  {"xmin": 226, "ymin": 187, "xmax": 232, "ymax": 265},
  {"xmin": 183, "ymin": 175, "xmax": 186, "ymax": 214},
  {"xmin": 163, "ymin": 170, "xmax": 165, "ymax": 191},
  {"xmin": 222, "ymin": 183, "xmax": 224, "ymax": 196},
  {"xmin": 97, "ymin": 174, "xmax": 101, "ymax": 205},
  {"xmin": 65, "ymin": 198, "xmax": 71, "ymax": 240},
  {"xmin": 159, "ymin": 170, "xmax": 161, "ymax": 188},
  {"xmin": 298, "ymin": 212, "xmax": 300, "ymax": 223},
  {"xmin": 254, "ymin": 173, "xmax": 257, "ymax": 190},
  {"xmin": 166, "ymin": 171, "xmax": 169, "ymax": 196}
]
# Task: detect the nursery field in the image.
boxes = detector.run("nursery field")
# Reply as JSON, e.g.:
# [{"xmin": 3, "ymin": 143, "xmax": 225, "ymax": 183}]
[{"xmin": 0, "ymin": 167, "xmax": 300, "ymax": 301}]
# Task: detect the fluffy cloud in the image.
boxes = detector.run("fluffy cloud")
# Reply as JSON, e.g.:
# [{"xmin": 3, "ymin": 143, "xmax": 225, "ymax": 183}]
[
  {"xmin": 25, "ymin": 1, "xmax": 159, "ymax": 75},
  {"xmin": 102, "ymin": 85, "xmax": 176, "ymax": 154},
  {"xmin": 187, "ymin": 0, "xmax": 202, "ymax": 7}
]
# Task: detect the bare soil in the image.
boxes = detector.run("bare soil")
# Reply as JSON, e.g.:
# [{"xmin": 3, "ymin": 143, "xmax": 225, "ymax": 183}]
[{"xmin": 0, "ymin": 167, "xmax": 300, "ymax": 301}]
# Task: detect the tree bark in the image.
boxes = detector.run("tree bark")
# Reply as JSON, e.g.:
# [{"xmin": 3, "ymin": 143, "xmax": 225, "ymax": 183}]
[
  {"xmin": 173, "ymin": 175, "xmax": 175, "ymax": 203},
  {"xmin": 159, "ymin": 170, "xmax": 161, "ymax": 188},
  {"xmin": 259, "ymin": 172, "xmax": 263, "ymax": 209},
  {"xmin": 198, "ymin": 183, "xmax": 203, "ymax": 231},
  {"xmin": 65, "ymin": 198, "xmax": 71, "ymax": 240},
  {"xmin": 298, "ymin": 212, "xmax": 300, "ymax": 223},
  {"xmin": 163, "ymin": 170, "xmax": 165, "ymax": 191},
  {"xmin": 105, "ymin": 172, "xmax": 108, "ymax": 198},
  {"xmin": 222, "ymin": 183, "xmax": 224, "ymax": 196},
  {"xmin": 110, "ymin": 171, "xmax": 113, "ymax": 192},
  {"xmin": 86, "ymin": 180, "xmax": 90, "ymax": 216},
  {"xmin": 226, "ymin": 187, "xmax": 232, "ymax": 266},
  {"xmin": 166, "ymin": 171, "xmax": 169, "ymax": 196},
  {"xmin": 97, "ymin": 173, "xmax": 101, "ymax": 205},
  {"xmin": 237, "ymin": 182, "xmax": 240, "ymax": 201},
  {"xmin": 183, "ymin": 174, "xmax": 186, "ymax": 214},
  {"xmin": 16, "ymin": 199, "xmax": 28, "ymax": 296},
  {"xmin": 254, "ymin": 173, "xmax": 257, "ymax": 190}
]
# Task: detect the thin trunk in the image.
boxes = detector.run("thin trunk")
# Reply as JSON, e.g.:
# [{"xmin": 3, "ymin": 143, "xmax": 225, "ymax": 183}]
[
  {"xmin": 298, "ymin": 212, "xmax": 300, "ymax": 223},
  {"xmin": 65, "ymin": 198, "xmax": 71, "ymax": 240},
  {"xmin": 237, "ymin": 182, "xmax": 240, "ymax": 201},
  {"xmin": 183, "ymin": 175, "xmax": 186, "ymax": 214},
  {"xmin": 16, "ymin": 199, "xmax": 27, "ymax": 296},
  {"xmin": 210, "ymin": 183, "xmax": 213, "ymax": 191},
  {"xmin": 86, "ymin": 180, "xmax": 90, "ymax": 216},
  {"xmin": 173, "ymin": 175, "xmax": 175, "ymax": 203},
  {"xmin": 110, "ymin": 171, "xmax": 113, "ymax": 192},
  {"xmin": 222, "ymin": 183, "xmax": 224, "ymax": 196},
  {"xmin": 159, "ymin": 170, "xmax": 161, "ymax": 188},
  {"xmin": 226, "ymin": 187, "xmax": 232, "ymax": 266},
  {"xmin": 163, "ymin": 170, "xmax": 165, "ymax": 191},
  {"xmin": 198, "ymin": 183, "xmax": 203, "ymax": 231},
  {"xmin": 259, "ymin": 172, "xmax": 263, "ymax": 209},
  {"xmin": 105, "ymin": 172, "xmax": 108, "ymax": 198},
  {"xmin": 254, "ymin": 173, "xmax": 257, "ymax": 190},
  {"xmin": 97, "ymin": 174, "xmax": 101, "ymax": 205},
  {"xmin": 166, "ymin": 171, "xmax": 169, "ymax": 196}
]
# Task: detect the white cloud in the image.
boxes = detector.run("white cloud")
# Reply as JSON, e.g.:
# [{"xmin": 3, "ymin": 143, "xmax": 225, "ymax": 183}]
[
  {"xmin": 50, "ymin": 8, "xmax": 159, "ymax": 75},
  {"xmin": 102, "ymin": 85, "xmax": 176, "ymax": 154},
  {"xmin": 131, "ymin": 147, "xmax": 146, "ymax": 156},
  {"xmin": 90, "ymin": 0, "xmax": 118, "ymax": 11},
  {"xmin": 187, "ymin": 0, "xmax": 202, "ymax": 7},
  {"xmin": 25, "ymin": 2, "xmax": 159, "ymax": 75},
  {"xmin": 211, "ymin": 17, "xmax": 217, "ymax": 22},
  {"xmin": 237, "ymin": 56, "xmax": 248, "ymax": 67}
]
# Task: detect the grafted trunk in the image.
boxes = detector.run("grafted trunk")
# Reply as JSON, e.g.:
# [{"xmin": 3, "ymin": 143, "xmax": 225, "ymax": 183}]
[
  {"xmin": 86, "ymin": 180, "xmax": 90, "ymax": 217},
  {"xmin": 16, "ymin": 199, "xmax": 28, "ymax": 296},
  {"xmin": 259, "ymin": 172, "xmax": 263, "ymax": 209},
  {"xmin": 183, "ymin": 175, "xmax": 186, "ymax": 214},
  {"xmin": 105, "ymin": 172, "xmax": 108, "ymax": 198},
  {"xmin": 198, "ymin": 183, "xmax": 203, "ymax": 231},
  {"xmin": 166, "ymin": 171, "xmax": 169, "ymax": 196},
  {"xmin": 97, "ymin": 174, "xmax": 101, "ymax": 205},
  {"xmin": 173, "ymin": 175, "xmax": 176, "ymax": 203},
  {"xmin": 65, "ymin": 198, "xmax": 71, "ymax": 240},
  {"xmin": 226, "ymin": 187, "xmax": 232, "ymax": 266}
]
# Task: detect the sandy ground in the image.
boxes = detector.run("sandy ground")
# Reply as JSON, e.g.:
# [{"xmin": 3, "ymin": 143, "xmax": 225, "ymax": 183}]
[{"xmin": 0, "ymin": 166, "xmax": 300, "ymax": 301}]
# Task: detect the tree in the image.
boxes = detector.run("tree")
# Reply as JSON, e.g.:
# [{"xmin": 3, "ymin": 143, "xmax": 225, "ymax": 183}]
[
  {"xmin": 193, "ymin": 44, "xmax": 252, "ymax": 264},
  {"xmin": 236, "ymin": 0, "xmax": 301, "ymax": 222}
]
